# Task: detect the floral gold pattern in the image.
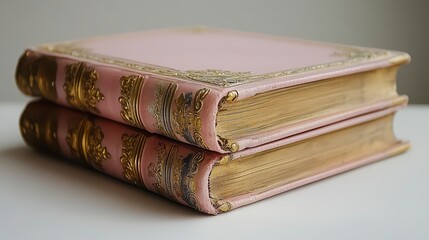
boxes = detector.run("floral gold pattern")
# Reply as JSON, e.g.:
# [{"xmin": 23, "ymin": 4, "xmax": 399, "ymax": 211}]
[
  {"xmin": 182, "ymin": 70, "xmax": 252, "ymax": 87},
  {"xmin": 120, "ymin": 133, "xmax": 146, "ymax": 186},
  {"xmin": 148, "ymin": 142, "xmax": 205, "ymax": 211},
  {"xmin": 43, "ymin": 44, "xmax": 388, "ymax": 87},
  {"xmin": 64, "ymin": 62, "xmax": 104, "ymax": 113},
  {"xmin": 150, "ymin": 82, "xmax": 209, "ymax": 148},
  {"xmin": 173, "ymin": 88, "xmax": 209, "ymax": 149},
  {"xmin": 119, "ymin": 74, "xmax": 146, "ymax": 129},
  {"xmin": 194, "ymin": 88, "xmax": 210, "ymax": 112},
  {"xmin": 148, "ymin": 142, "xmax": 181, "ymax": 201},
  {"xmin": 179, "ymin": 151, "xmax": 205, "ymax": 210},
  {"xmin": 66, "ymin": 117, "xmax": 111, "ymax": 169}
]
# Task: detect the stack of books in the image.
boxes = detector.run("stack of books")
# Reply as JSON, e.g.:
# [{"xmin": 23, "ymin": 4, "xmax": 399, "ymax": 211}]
[{"xmin": 16, "ymin": 27, "xmax": 410, "ymax": 215}]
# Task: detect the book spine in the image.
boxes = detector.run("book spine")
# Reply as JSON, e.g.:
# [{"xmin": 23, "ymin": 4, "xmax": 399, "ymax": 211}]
[
  {"xmin": 16, "ymin": 50, "xmax": 223, "ymax": 152},
  {"xmin": 19, "ymin": 101, "xmax": 220, "ymax": 215}
]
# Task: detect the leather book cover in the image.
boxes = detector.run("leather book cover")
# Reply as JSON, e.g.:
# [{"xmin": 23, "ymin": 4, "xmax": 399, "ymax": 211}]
[
  {"xmin": 20, "ymin": 100, "xmax": 409, "ymax": 214},
  {"xmin": 16, "ymin": 27, "xmax": 410, "ymax": 152}
]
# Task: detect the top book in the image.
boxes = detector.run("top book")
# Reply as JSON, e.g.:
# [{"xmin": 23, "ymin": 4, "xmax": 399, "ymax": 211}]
[{"xmin": 16, "ymin": 27, "xmax": 410, "ymax": 153}]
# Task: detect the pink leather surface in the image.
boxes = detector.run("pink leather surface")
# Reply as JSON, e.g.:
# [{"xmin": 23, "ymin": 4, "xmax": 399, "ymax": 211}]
[
  {"xmin": 45, "ymin": 28, "xmax": 409, "ymax": 79},
  {"xmin": 46, "ymin": 54, "xmax": 222, "ymax": 151},
  {"xmin": 49, "ymin": 102, "xmax": 220, "ymax": 214}
]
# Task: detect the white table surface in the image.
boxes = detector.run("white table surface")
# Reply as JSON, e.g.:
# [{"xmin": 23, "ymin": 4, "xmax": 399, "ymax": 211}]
[{"xmin": 1, "ymin": 102, "xmax": 428, "ymax": 239}]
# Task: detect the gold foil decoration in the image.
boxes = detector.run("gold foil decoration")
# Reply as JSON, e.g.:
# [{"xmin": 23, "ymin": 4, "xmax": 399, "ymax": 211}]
[
  {"xmin": 16, "ymin": 51, "xmax": 58, "ymax": 101},
  {"xmin": 148, "ymin": 143, "xmax": 182, "ymax": 201},
  {"xmin": 217, "ymin": 136, "xmax": 239, "ymax": 152},
  {"xmin": 194, "ymin": 88, "xmax": 210, "ymax": 112},
  {"xmin": 151, "ymin": 82, "xmax": 178, "ymax": 140},
  {"xmin": 217, "ymin": 90, "xmax": 239, "ymax": 111},
  {"xmin": 151, "ymin": 83, "xmax": 209, "ymax": 148},
  {"xmin": 148, "ymin": 142, "xmax": 205, "ymax": 211},
  {"xmin": 64, "ymin": 62, "xmax": 104, "ymax": 113},
  {"xmin": 43, "ymin": 44, "xmax": 388, "ymax": 87},
  {"xmin": 19, "ymin": 103, "xmax": 60, "ymax": 154},
  {"xmin": 210, "ymin": 198, "xmax": 233, "ymax": 213},
  {"xmin": 173, "ymin": 88, "xmax": 210, "ymax": 149},
  {"xmin": 120, "ymin": 133, "xmax": 146, "ymax": 186},
  {"xmin": 181, "ymin": 70, "xmax": 252, "ymax": 87},
  {"xmin": 66, "ymin": 117, "xmax": 111, "ymax": 170},
  {"xmin": 119, "ymin": 74, "xmax": 146, "ymax": 129}
]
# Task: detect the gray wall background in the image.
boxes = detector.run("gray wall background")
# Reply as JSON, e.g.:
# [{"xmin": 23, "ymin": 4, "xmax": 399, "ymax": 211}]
[{"xmin": 1, "ymin": 0, "xmax": 428, "ymax": 103}]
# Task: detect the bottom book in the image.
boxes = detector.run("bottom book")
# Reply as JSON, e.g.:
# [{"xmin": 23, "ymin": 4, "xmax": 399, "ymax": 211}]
[{"xmin": 19, "ymin": 100, "xmax": 409, "ymax": 215}]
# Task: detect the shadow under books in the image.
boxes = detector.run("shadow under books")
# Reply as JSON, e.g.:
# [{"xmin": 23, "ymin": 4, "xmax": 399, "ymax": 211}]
[{"xmin": 1, "ymin": 145, "xmax": 204, "ymax": 219}]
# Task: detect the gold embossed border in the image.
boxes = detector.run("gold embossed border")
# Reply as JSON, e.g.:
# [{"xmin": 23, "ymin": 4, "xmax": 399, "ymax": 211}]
[{"xmin": 42, "ymin": 44, "xmax": 388, "ymax": 87}]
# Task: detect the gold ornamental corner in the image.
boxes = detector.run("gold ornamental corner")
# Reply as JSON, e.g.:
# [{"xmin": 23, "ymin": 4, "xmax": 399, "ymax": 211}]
[{"xmin": 217, "ymin": 136, "xmax": 239, "ymax": 152}]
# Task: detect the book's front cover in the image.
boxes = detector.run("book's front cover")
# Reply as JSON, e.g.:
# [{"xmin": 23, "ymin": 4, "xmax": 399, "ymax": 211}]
[{"xmin": 38, "ymin": 27, "xmax": 410, "ymax": 91}]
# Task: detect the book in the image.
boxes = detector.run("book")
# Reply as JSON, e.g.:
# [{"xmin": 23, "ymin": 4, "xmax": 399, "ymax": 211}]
[
  {"xmin": 16, "ymin": 27, "xmax": 410, "ymax": 153},
  {"xmin": 20, "ymin": 100, "xmax": 409, "ymax": 215}
]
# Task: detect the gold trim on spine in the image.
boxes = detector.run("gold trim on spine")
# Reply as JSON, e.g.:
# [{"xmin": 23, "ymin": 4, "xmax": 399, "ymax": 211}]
[
  {"xmin": 19, "ymin": 104, "xmax": 60, "ymax": 154},
  {"xmin": 148, "ymin": 142, "xmax": 204, "ymax": 211},
  {"xmin": 173, "ymin": 88, "xmax": 210, "ymax": 149},
  {"xmin": 119, "ymin": 74, "xmax": 146, "ymax": 129},
  {"xmin": 120, "ymin": 133, "xmax": 146, "ymax": 186},
  {"xmin": 64, "ymin": 62, "xmax": 104, "ymax": 114},
  {"xmin": 149, "ymin": 143, "xmax": 181, "ymax": 201},
  {"xmin": 66, "ymin": 117, "xmax": 111, "ymax": 170},
  {"xmin": 151, "ymin": 83, "xmax": 209, "ymax": 148},
  {"xmin": 151, "ymin": 83, "xmax": 178, "ymax": 139},
  {"xmin": 42, "ymin": 44, "xmax": 388, "ymax": 87},
  {"xmin": 16, "ymin": 51, "xmax": 57, "ymax": 101}
]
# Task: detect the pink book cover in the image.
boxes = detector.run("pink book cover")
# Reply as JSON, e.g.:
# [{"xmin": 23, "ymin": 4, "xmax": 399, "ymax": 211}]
[
  {"xmin": 20, "ymin": 100, "xmax": 409, "ymax": 215},
  {"xmin": 16, "ymin": 27, "xmax": 410, "ymax": 153}
]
